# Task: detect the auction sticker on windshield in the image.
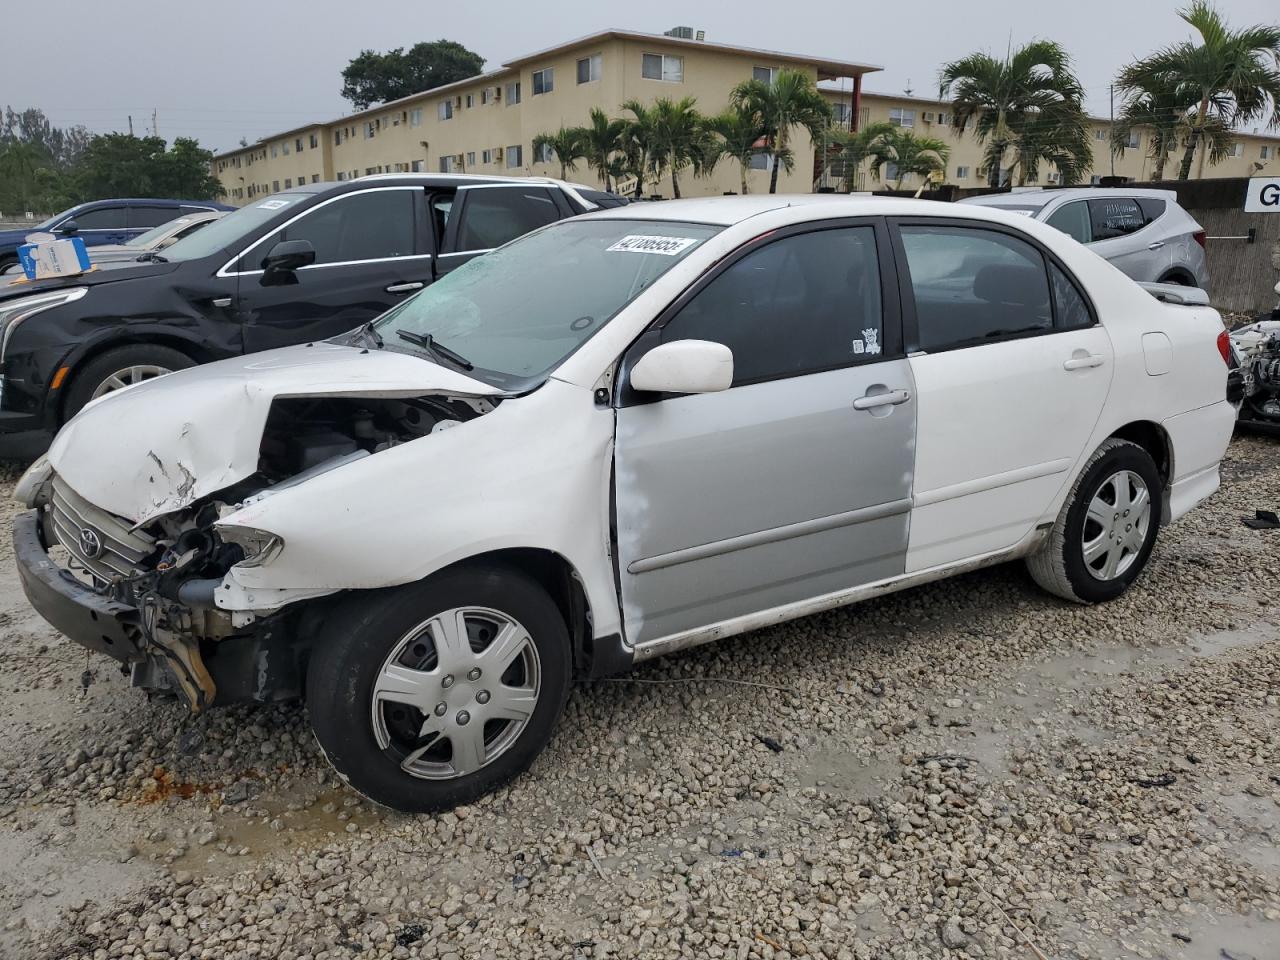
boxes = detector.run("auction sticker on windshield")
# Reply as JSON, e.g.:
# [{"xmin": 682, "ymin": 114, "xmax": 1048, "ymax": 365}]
[
  {"xmin": 256, "ymin": 199, "xmax": 293, "ymax": 210},
  {"xmin": 606, "ymin": 235, "xmax": 700, "ymax": 255}
]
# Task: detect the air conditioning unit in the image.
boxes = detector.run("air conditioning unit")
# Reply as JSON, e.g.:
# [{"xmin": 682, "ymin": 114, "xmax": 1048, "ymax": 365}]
[{"xmin": 922, "ymin": 112, "xmax": 935, "ymax": 123}]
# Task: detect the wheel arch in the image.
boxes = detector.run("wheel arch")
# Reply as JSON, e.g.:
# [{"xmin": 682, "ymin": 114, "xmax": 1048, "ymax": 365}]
[
  {"xmin": 1106, "ymin": 420, "xmax": 1174, "ymax": 522},
  {"xmin": 55, "ymin": 332, "xmax": 215, "ymax": 423},
  {"xmin": 1157, "ymin": 267, "xmax": 1196, "ymax": 287}
]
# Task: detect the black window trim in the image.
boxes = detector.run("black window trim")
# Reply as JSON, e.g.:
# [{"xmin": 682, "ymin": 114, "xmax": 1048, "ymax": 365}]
[
  {"xmin": 616, "ymin": 216, "xmax": 902, "ymax": 407},
  {"xmin": 1044, "ymin": 199, "xmax": 1092, "ymax": 244},
  {"xmin": 888, "ymin": 216, "xmax": 1098, "ymax": 357}
]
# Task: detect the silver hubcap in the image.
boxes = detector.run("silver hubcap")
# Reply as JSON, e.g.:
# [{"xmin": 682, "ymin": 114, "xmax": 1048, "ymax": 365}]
[
  {"xmin": 370, "ymin": 606, "xmax": 540, "ymax": 780},
  {"xmin": 1082, "ymin": 469, "xmax": 1151, "ymax": 581},
  {"xmin": 91, "ymin": 364, "xmax": 172, "ymax": 399}
]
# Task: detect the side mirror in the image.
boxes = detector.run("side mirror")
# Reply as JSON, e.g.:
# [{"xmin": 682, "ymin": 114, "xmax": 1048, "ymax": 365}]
[
  {"xmin": 629, "ymin": 339, "xmax": 733, "ymax": 395},
  {"xmin": 59, "ymin": 219, "xmax": 79, "ymax": 236},
  {"xmin": 260, "ymin": 239, "xmax": 316, "ymax": 285}
]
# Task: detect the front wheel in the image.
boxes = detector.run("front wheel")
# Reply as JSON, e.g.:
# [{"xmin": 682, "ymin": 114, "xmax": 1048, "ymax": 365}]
[
  {"xmin": 306, "ymin": 565, "xmax": 572, "ymax": 813},
  {"xmin": 63, "ymin": 344, "xmax": 195, "ymax": 421},
  {"xmin": 1026, "ymin": 438, "xmax": 1162, "ymax": 604}
]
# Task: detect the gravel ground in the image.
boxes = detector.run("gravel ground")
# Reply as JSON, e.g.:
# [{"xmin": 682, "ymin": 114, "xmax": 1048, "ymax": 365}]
[{"xmin": 0, "ymin": 434, "xmax": 1278, "ymax": 960}]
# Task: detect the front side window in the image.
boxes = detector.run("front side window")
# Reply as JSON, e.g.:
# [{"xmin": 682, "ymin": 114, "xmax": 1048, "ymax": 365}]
[
  {"xmin": 454, "ymin": 187, "xmax": 559, "ymax": 251},
  {"xmin": 251, "ymin": 189, "xmax": 416, "ymax": 268},
  {"xmin": 1088, "ymin": 197, "xmax": 1144, "ymax": 240},
  {"xmin": 899, "ymin": 225, "xmax": 1052, "ymax": 352},
  {"xmin": 532, "ymin": 68, "xmax": 553, "ymax": 95},
  {"xmin": 63, "ymin": 206, "xmax": 123, "ymax": 230},
  {"xmin": 662, "ymin": 227, "xmax": 884, "ymax": 385},
  {"xmin": 378, "ymin": 219, "xmax": 719, "ymax": 389},
  {"xmin": 642, "ymin": 53, "xmax": 684, "ymax": 82},
  {"xmin": 577, "ymin": 54, "xmax": 602, "ymax": 84},
  {"xmin": 1045, "ymin": 201, "xmax": 1092, "ymax": 243}
]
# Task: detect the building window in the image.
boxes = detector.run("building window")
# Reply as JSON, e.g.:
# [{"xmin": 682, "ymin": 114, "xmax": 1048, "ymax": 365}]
[
  {"xmin": 1125, "ymin": 131, "xmax": 1141, "ymax": 149},
  {"xmin": 482, "ymin": 149, "xmax": 493, "ymax": 163},
  {"xmin": 334, "ymin": 130, "xmax": 342, "ymax": 146},
  {"xmin": 284, "ymin": 178, "xmax": 292, "ymax": 188},
  {"xmin": 955, "ymin": 165, "xmax": 969, "ymax": 180},
  {"xmin": 272, "ymin": 179, "xmax": 280, "ymax": 192},
  {"xmin": 440, "ymin": 156, "xmax": 456, "ymax": 173},
  {"xmin": 642, "ymin": 53, "xmax": 684, "ymax": 82},
  {"xmin": 311, "ymin": 174, "xmax": 320, "ymax": 183},
  {"xmin": 505, "ymin": 81, "xmax": 522, "ymax": 105},
  {"xmin": 438, "ymin": 100, "xmax": 453, "ymax": 121},
  {"xmin": 831, "ymin": 102, "xmax": 852, "ymax": 125},
  {"xmin": 408, "ymin": 108, "xmax": 422, "ymax": 128},
  {"xmin": 752, "ymin": 65, "xmax": 778, "ymax": 84},
  {"xmin": 295, "ymin": 138, "xmax": 304, "ymax": 152},
  {"xmin": 465, "ymin": 93, "xmax": 474, "ymax": 108},
  {"xmin": 889, "ymin": 108, "xmax": 914, "ymax": 128},
  {"xmin": 532, "ymin": 68, "xmax": 554, "ymax": 95},
  {"xmin": 535, "ymin": 141, "xmax": 554, "ymax": 163},
  {"xmin": 883, "ymin": 162, "xmax": 900, "ymax": 182},
  {"xmin": 1095, "ymin": 128, "xmax": 1107, "ymax": 141},
  {"xmin": 1228, "ymin": 142, "xmax": 1244, "ymax": 157},
  {"xmin": 310, "ymin": 133, "xmax": 318, "ymax": 149},
  {"xmin": 466, "ymin": 151, "xmax": 476, "ymax": 166},
  {"xmin": 506, "ymin": 144, "xmax": 523, "ymax": 168},
  {"xmin": 271, "ymin": 144, "xmax": 279, "ymax": 158},
  {"xmin": 577, "ymin": 54, "xmax": 602, "ymax": 84},
  {"xmin": 482, "ymin": 88, "xmax": 492, "ymax": 105},
  {"xmin": 1263, "ymin": 145, "xmax": 1273, "ymax": 160},
  {"xmin": 749, "ymin": 152, "xmax": 773, "ymax": 170},
  {"xmin": 936, "ymin": 112, "xmax": 950, "ymax": 126},
  {"xmin": 365, "ymin": 121, "xmax": 376, "ymax": 139}
]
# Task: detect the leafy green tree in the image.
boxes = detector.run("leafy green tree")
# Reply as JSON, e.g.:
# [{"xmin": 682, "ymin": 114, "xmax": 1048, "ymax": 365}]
[
  {"xmin": 939, "ymin": 40, "xmax": 1092, "ymax": 187},
  {"xmin": 730, "ymin": 70, "xmax": 831, "ymax": 193},
  {"xmin": 341, "ymin": 40, "xmax": 485, "ymax": 109},
  {"xmin": 643, "ymin": 97, "xmax": 715, "ymax": 198},
  {"xmin": 709, "ymin": 106, "xmax": 766, "ymax": 194},
  {"xmin": 579, "ymin": 108, "xmax": 626, "ymax": 190},
  {"xmin": 1117, "ymin": 1, "xmax": 1280, "ymax": 180},
  {"xmin": 532, "ymin": 127, "xmax": 587, "ymax": 179},
  {"xmin": 830, "ymin": 120, "xmax": 894, "ymax": 191},
  {"xmin": 619, "ymin": 100, "xmax": 659, "ymax": 198},
  {"xmin": 868, "ymin": 128, "xmax": 950, "ymax": 189},
  {"xmin": 73, "ymin": 135, "xmax": 222, "ymax": 200}
]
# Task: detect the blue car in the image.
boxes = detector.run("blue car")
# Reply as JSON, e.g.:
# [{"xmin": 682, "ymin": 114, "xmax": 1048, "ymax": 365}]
[{"xmin": 0, "ymin": 198, "xmax": 235, "ymax": 271}]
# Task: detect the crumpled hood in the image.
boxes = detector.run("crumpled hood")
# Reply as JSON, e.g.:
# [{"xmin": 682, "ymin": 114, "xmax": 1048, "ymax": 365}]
[{"xmin": 49, "ymin": 342, "xmax": 501, "ymax": 523}]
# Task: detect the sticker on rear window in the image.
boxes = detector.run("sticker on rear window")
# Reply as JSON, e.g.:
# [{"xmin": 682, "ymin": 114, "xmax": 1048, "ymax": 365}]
[
  {"xmin": 256, "ymin": 199, "xmax": 292, "ymax": 210},
  {"xmin": 606, "ymin": 235, "xmax": 698, "ymax": 255}
]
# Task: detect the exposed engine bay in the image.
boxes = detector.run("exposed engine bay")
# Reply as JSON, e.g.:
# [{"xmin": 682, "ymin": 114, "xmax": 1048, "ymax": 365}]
[
  {"xmin": 30, "ymin": 393, "xmax": 495, "ymax": 710},
  {"xmin": 1230, "ymin": 314, "xmax": 1280, "ymax": 432}
]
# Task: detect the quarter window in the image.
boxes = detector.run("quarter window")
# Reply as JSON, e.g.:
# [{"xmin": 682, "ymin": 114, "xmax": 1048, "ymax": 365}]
[
  {"xmin": 254, "ymin": 190, "xmax": 416, "ymax": 268},
  {"xmin": 662, "ymin": 227, "xmax": 885, "ymax": 385},
  {"xmin": 1050, "ymin": 264, "xmax": 1092, "ymax": 330},
  {"xmin": 1046, "ymin": 201, "xmax": 1092, "ymax": 243},
  {"xmin": 642, "ymin": 53, "xmax": 684, "ymax": 82},
  {"xmin": 899, "ymin": 225, "xmax": 1052, "ymax": 352},
  {"xmin": 1087, "ymin": 197, "xmax": 1144, "ymax": 240}
]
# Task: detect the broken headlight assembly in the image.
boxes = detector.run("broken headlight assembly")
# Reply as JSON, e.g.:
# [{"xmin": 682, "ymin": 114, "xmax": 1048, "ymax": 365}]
[{"xmin": 216, "ymin": 524, "xmax": 284, "ymax": 569}]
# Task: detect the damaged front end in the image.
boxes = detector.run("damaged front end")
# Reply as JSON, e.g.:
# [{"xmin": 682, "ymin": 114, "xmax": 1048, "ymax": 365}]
[{"xmin": 17, "ymin": 384, "xmax": 497, "ymax": 712}]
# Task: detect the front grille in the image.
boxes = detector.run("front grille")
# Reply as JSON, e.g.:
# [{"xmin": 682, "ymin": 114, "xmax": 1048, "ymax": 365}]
[{"xmin": 48, "ymin": 475, "xmax": 156, "ymax": 585}]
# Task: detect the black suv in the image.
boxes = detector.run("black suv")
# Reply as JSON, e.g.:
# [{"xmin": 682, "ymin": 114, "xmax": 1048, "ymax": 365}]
[{"xmin": 0, "ymin": 176, "xmax": 623, "ymax": 456}]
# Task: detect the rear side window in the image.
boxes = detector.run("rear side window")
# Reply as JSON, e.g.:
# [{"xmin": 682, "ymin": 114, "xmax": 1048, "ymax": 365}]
[
  {"xmin": 1045, "ymin": 201, "xmax": 1091, "ymax": 244},
  {"xmin": 270, "ymin": 189, "xmax": 416, "ymax": 266},
  {"xmin": 455, "ymin": 188, "xmax": 561, "ymax": 251},
  {"xmin": 663, "ymin": 226, "xmax": 884, "ymax": 385},
  {"xmin": 899, "ymin": 225, "xmax": 1051, "ymax": 352},
  {"xmin": 70, "ymin": 207, "xmax": 128, "ymax": 230},
  {"xmin": 1087, "ymin": 197, "xmax": 1144, "ymax": 240},
  {"xmin": 129, "ymin": 206, "xmax": 180, "ymax": 228}
]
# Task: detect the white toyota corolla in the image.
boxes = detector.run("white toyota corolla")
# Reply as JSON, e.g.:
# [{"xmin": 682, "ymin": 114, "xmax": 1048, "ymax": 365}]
[{"xmin": 15, "ymin": 196, "xmax": 1235, "ymax": 812}]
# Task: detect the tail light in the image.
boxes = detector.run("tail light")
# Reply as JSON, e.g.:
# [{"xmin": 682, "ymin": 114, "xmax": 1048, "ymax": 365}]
[
  {"xmin": 1193, "ymin": 230, "xmax": 1207, "ymax": 249},
  {"xmin": 1217, "ymin": 329, "xmax": 1231, "ymax": 366}
]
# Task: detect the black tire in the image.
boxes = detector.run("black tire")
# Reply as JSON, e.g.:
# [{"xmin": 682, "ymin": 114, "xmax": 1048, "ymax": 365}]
[
  {"xmin": 63, "ymin": 344, "xmax": 196, "ymax": 422},
  {"xmin": 306, "ymin": 564, "xmax": 572, "ymax": 813},
  {"xmin": 1026, "ymin": 438, "xmax": 1163, "ymax": 604}
]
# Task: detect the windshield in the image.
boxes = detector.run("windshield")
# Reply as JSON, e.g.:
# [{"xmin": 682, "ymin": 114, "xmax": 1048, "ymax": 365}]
[
  {"xmin": 376, "ymin": 218, "xmax": 720, "ymax": 389},
  {"xmin": 125, "ymin": 217, "xmax": 190, "ymax": 248},
  {"xmin": 161, "ymin": 194, "xmax": 309, "ymax": 262}
]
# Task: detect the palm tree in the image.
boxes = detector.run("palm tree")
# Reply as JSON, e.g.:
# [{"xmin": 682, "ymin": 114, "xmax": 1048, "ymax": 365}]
[
  {"xmin": 578, "ymin": 108, "xmax": 626, "ymax": 190},
  {"xmin": 1117, "ymin": 1, "xmax": 1280, "ymax": 180},
  {"xmin": 1111, "ymin": 77, "xmax": 1195, "ymax": 179},
  {"xmin": 532, "ymin": 127, "xmax": 586, "ymax": 180},
  {"xmin": 709, "ymin": 106, "xmax": 766, "ymax": 194},
  {"xmin": 641, "ymin": 97, "xmax": 713, "ymax": 198},
  {"xmin": 939, "ymin": 39, "xmax": 1092, "ymax": 187},
  {"xmin": 619, "ymin": 100, "xmax": 658, "ymax": 198},
  {"xmin": 730, "ymin": 69, "xmax": 831, "ymax": 193},
  {"xmin": 830, "ymin": 120, "xmax": 894, "ymax": 191},
  {"xmin": 868, "ymin": 128, "xmax": 950, "ymax": 190}
]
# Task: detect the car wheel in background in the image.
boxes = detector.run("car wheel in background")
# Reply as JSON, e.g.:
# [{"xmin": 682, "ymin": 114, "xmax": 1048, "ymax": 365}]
[
  {"xmin": 63, "ymin": 344, "xmax": 195, "ymax": 421},
  {"xmin": 307, "ymin": 564, "xmax": 572, "ymax": 813},
  {"xmin": 1026, "ymin": 438, "xmax": 1162, "ymax": 604}
]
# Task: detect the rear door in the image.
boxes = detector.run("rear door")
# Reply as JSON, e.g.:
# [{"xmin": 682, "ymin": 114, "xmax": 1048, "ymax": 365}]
[
  {"xmin": 891, "ymin": 217, "xmax": 1113, "ymax": 572},
  {"xmin": 437, "ymin": 184, "xmax": 565, "ymax": 276},
  {"xmin": 233, "ymin": 186, "xmax": 434, "ymax": 353},
  {"xmin": 1083, "ymin": 196, "xmax": 1165, "ymax": 280},
  {"xmin": 127, "ymin": 204, "xmax": 182, "ymax": 239},
  {"xmin": 68, "ymin": 205, "xmax": 130, "ymax": 248}
]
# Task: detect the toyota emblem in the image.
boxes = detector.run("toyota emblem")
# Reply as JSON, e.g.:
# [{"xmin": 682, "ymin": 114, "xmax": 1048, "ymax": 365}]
[{"xmin": 78, "ymin": 527, "xmax": 104, "ymax": 560}]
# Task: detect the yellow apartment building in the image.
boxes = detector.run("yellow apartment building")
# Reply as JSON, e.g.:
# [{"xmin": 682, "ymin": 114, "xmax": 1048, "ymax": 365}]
[{"xmin": 212, "ymin": 27, "xmax": 1280, "ymax": 204}]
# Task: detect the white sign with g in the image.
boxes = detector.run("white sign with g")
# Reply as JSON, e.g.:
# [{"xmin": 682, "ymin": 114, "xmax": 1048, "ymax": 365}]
[{"xmin": 1244, "ymin": 177, "xmax": 1280, "ymax": 213}]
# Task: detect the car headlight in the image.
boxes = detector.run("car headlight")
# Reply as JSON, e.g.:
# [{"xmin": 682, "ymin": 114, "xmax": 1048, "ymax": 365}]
[
  {"xmin": 0, "ymin": 287, "xmax": 88, "ymax": 363},
  {"xmin": 216, "ymin": 523, "xmax": 284, "ymax": 568}
]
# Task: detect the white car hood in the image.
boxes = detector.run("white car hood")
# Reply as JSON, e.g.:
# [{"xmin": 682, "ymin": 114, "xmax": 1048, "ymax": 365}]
[{"xmin": 49, "ymin": 342, "xmax": 500, "ymax": 523}]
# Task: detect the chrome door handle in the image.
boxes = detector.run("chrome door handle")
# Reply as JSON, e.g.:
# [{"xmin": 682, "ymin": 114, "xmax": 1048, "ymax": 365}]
[
  {"xmin": 385, "ymin": 281, "xmax": 424, "ymax": 294},
  {"xmin": 853, "ymin": 389, "xmax": 911, "ymax": 410},
  {"xmin": 1063, "ymin": 354, "xmax": 1104, "ymax": 371},
  {"xmin": 211, "ymin": 297, "xmax": 232, "ymax": 308},
  {"xmin": 1147, "ymin": 241, "xmax": 1165, "ymax": 250}
]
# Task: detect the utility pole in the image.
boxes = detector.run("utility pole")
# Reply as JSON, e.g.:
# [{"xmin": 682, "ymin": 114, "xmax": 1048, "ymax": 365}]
[
  {"xmin": 1109, "ymin": 84, "xmax": 1115, "ymax": 178},
  {"xmin": 128, "ymin": 115, "xmax": 134, "ymax": 136},
  {"xmin": 152, "ymin": 108, "xmax": 158, "ymax": 139}
]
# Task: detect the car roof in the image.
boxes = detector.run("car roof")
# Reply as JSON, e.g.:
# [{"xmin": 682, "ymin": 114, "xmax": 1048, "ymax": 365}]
[
  {"xmin": 962, "ymin": 187, "xmax": 1179, "ymax": 208},
  {"xmin": 580, "ymin": 194, "xmax": 850, "ymax": 225},
  {"xmin": 74, "ymin": 198, "xmax": 230, "ymax": 207}
]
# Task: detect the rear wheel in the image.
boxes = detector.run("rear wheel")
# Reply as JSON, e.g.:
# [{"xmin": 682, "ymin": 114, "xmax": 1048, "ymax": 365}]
[
  {"xmin": 306, "ymin": 564, "xmax": 572, "ymax": 813},
  {"xmin": 1026, "ymin": 438, "xmax": 1162, "ymax": 604},
  {"xmin": 63, "ymin": 344, "xmax": 195, "ymax": 421}
]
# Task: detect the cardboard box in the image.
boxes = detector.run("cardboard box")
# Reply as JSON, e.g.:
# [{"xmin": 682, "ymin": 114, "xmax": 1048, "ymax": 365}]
[{"xmin": 17, "ymin": 233, "xmax": 91, "ymax": 280}]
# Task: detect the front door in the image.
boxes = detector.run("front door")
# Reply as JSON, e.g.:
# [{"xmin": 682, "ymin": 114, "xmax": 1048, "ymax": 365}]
[
  {"xmin": 614, "ymin": 221, "xmax": 916, "ymax": 646},
  {"xmin": 234, "ymin": 186, "xmax": 434, "ymax": 353},
  {"xmin": 891, "ymin": 218, "xmax": 1114, "ymax": 572},
  {"xmin": 436, "ymin": 184, "xmax": 566, "ymax": 277}
]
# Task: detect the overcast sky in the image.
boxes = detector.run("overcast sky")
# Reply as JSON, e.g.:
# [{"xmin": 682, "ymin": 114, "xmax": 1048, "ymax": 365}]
[{"xmin": 4, "ymin": 0, "xmax": 1277, "ymax": 154}]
